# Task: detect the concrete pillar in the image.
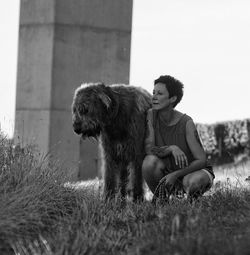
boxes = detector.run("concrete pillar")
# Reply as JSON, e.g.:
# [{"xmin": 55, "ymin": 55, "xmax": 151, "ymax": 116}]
[{"xmin": 15, "ymin": 0, "xmax": 133, "ymax": 180}]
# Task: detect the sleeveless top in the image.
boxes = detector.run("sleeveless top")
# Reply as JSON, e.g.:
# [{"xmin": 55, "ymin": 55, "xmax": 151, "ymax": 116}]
[{"xmin": 148, "ymin": 109, "xmax": 215, "ymax": 177}]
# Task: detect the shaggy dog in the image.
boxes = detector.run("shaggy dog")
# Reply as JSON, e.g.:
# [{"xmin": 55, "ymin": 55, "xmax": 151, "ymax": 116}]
[{"xmin": 72, "ymin": 82, "xmax": 151, "ymax": 201}]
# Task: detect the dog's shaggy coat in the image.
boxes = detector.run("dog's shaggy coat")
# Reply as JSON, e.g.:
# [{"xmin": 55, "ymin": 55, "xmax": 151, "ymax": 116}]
[{"xmin": 72, "ymin": 82, "xmax": 151, "ymax": 201}]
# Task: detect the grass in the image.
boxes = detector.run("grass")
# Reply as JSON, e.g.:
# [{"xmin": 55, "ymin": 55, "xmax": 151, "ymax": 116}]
[{"xmin": 0, "ymin": 135, "xmax": 250, "ymax": 255}]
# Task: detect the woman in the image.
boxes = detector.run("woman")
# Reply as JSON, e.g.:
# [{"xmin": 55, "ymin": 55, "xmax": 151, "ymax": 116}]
[{"xmin": 142, "ymin": 75, "xmax": 215, "ymax": 200}]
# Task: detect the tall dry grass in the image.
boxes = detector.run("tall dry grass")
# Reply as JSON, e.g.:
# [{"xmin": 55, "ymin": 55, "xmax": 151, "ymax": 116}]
[
  {"xmin": 0, "ymin": 134, "xmax": 250, "ymax": 255},
  {"xmin": 0, "ymin": 136, "xmax": 87, "ymax": 254}
]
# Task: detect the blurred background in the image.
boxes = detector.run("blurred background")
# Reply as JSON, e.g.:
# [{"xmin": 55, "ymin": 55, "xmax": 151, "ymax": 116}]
[{"xmin": 1, "ymin": 0, "xmax": 250, "ymax": 137}]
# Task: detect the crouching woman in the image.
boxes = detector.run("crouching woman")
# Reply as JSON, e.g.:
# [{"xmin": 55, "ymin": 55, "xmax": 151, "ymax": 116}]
[{"xmin": 142, "ymin": 75, "xmax": 215, "ymax": 201}]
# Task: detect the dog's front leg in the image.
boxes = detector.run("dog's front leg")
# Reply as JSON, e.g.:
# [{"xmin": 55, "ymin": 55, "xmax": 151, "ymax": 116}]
[
  {"xmin": 118, "ymin": 164, "xmax": 128, "ymax": 200},
  {"xmin": 103, "ymin": 156, "xmax": 117, "ymax": 200},
  {"xmin": 131, "ymin": 158, "xmax": 144, "ymax": 202}
]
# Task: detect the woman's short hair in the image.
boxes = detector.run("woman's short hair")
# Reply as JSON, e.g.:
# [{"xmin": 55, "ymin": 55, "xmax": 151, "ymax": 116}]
[{"xmin": 154, "ymin": 75, "xmax": 184, "ymax": 107}]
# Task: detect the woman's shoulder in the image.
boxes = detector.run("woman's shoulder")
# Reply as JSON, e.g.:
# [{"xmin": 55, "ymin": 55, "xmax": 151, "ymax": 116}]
[
  {"xmin": 182, "ymin": 113, "xmax": 193, "ymax": 122},
  {"xmin": 174, "ymin": 111, "xmax": 192, "ymax": 124},
  {"xmin": 174, "ymin": 109, "xmax": 192, "ymax": 121},
  {"xmin": 147, "ymin": 108, "xmax": 156, "ymax": 118},
  {"xmin": 178, "ymin": 113, "xmax": 194, "ymax": 130},
  {"xmin": 184, "ymin": 116, "xmax": 197, "ymax": 134},
  {"xmin": 146, "ymin": 108, "xmax": 154, "ymax": 122},
  {"xmin": 146, "ymin": 108, "xmax": 152, "ymax": 116}
]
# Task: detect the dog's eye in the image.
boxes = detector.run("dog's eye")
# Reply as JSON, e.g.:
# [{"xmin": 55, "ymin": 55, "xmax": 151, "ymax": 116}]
[{"xmin": 78, "ymin": 106, "xmax": 88, "ymax": 115}]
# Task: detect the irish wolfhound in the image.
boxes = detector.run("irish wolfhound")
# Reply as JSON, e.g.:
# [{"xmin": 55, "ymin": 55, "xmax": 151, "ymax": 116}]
[{"xmin": 72, "ymin": 82, "xmax": 151, "ymax": 201}]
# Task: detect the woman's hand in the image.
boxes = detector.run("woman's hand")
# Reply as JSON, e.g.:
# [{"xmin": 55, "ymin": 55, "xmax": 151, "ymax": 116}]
[
  {"xmin": 159, "ymin": 171, "xmax": 179, "ymax": 192},
  {"xmin": 150, "ymin": 145, "xmax": 188, "ymax": 169},
  {"xmin": 169, "ymin": 145, "xmax": 188, "ymax": 169},
  {"xmin": 151, "ymin": 146, "xmax": 172, "ymax": 158}
]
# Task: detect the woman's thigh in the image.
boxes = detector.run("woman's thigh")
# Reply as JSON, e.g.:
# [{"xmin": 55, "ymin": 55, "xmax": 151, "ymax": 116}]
[
  {"xmin": 182, "ymin": 169, "xmax": 213, "ymax": 194},
  {"xmin": 142, "ymin": 155, "xmax": 166, "ymax": 192}
]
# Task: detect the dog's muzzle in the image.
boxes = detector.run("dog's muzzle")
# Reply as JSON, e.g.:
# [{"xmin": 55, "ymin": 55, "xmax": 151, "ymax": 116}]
[
  {"xmin": 81, "ymin": 126, "xmax": 101, "ymax": 139},
  {"xmin": 73, "ymin": 122, "xmax": 82, "ymax": 134},
  {"xmin": 73, "ymin": 121, "xmax": 101, "ymax": 138}
]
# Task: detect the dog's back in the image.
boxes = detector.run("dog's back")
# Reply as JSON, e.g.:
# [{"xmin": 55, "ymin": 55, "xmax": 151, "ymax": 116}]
[{"xmin": 109, "ymin": 84, "xmax": 152, "ymax": 113}]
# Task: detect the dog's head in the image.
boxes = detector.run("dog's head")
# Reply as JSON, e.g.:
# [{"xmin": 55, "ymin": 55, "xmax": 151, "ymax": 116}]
[{"xmin": 72, "ymin": 82, "xmax": 114, "ymax": 139}]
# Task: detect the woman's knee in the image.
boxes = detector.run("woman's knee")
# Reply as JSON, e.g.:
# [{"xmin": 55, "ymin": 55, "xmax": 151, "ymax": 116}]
[
  {"xmin": 183, "ymin": 170, "xmax": 211, "ymax": 195},
  {"xmin": 142, "ymin": 155, "xmax": 165, "ymax": 192},
  {"xmin": 142, "ymin": 155, "xmax": 158, "ymax": 171},
  {"xmin": 142, "ymin": 155, "xmax": 164, "ymax": 178}
]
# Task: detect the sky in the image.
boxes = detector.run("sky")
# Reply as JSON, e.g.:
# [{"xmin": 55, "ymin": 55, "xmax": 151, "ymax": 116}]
[{"xmin": 0, "ymin": 0, "xmax": 250, "ymax": 137}]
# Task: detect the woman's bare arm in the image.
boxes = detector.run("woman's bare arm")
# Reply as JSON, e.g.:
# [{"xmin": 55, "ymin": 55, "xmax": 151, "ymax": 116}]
[
  {"xmin": 144, "ymin": 109, "xmax": 155, "ymax": 154},
  {"xmin": 173, "ymin": 119, "xmax": 206, "ymax": 178}
]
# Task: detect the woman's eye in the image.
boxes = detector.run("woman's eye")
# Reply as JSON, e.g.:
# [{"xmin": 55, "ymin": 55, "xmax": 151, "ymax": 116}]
[{"xmin": 153, "ymin": 91, "xmax": 162, "ymax": 95}]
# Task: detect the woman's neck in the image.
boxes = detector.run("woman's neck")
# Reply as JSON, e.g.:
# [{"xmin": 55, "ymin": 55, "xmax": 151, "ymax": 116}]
[{"xmin": 158, "ymin": 106, "xmax": 175, "ymax": 123}]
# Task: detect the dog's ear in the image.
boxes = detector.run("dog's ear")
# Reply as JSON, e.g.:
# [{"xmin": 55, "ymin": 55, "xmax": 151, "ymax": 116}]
[{"xmin": 99, "ymin": 93, "xmax": 112, "ymax": 109}]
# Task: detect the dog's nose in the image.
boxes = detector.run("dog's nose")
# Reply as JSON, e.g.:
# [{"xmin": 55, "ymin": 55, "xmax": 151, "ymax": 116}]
[{"xmin": 73, "ymin": 122, "xmax": 82, "ymax": 134}]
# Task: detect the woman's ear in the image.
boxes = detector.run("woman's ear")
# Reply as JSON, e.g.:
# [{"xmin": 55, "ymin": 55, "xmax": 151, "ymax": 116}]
[{"xmin": 170, "ymin": 96, "xmax": 177, "ymax": 104}]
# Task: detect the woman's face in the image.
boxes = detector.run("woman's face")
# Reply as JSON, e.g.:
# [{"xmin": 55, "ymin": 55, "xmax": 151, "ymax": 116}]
[{"xmin": 152, "ymin": 83, "xmax": 175, "ymax": 110}]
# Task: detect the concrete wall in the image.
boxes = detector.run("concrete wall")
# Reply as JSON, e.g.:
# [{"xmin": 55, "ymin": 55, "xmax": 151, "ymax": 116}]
[
  {"xmin": 15, "ymin": 0, "xmax": 133, "ymax": 180},
  {"xmin": 15, "ymin": 0, "xmax": 55, "ymax": 155}
]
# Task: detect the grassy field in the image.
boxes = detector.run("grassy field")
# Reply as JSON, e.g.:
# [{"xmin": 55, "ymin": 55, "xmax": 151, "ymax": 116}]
[{"xmin": 0, "ymin": 136, "xmax": 250, "ymax": 255}]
